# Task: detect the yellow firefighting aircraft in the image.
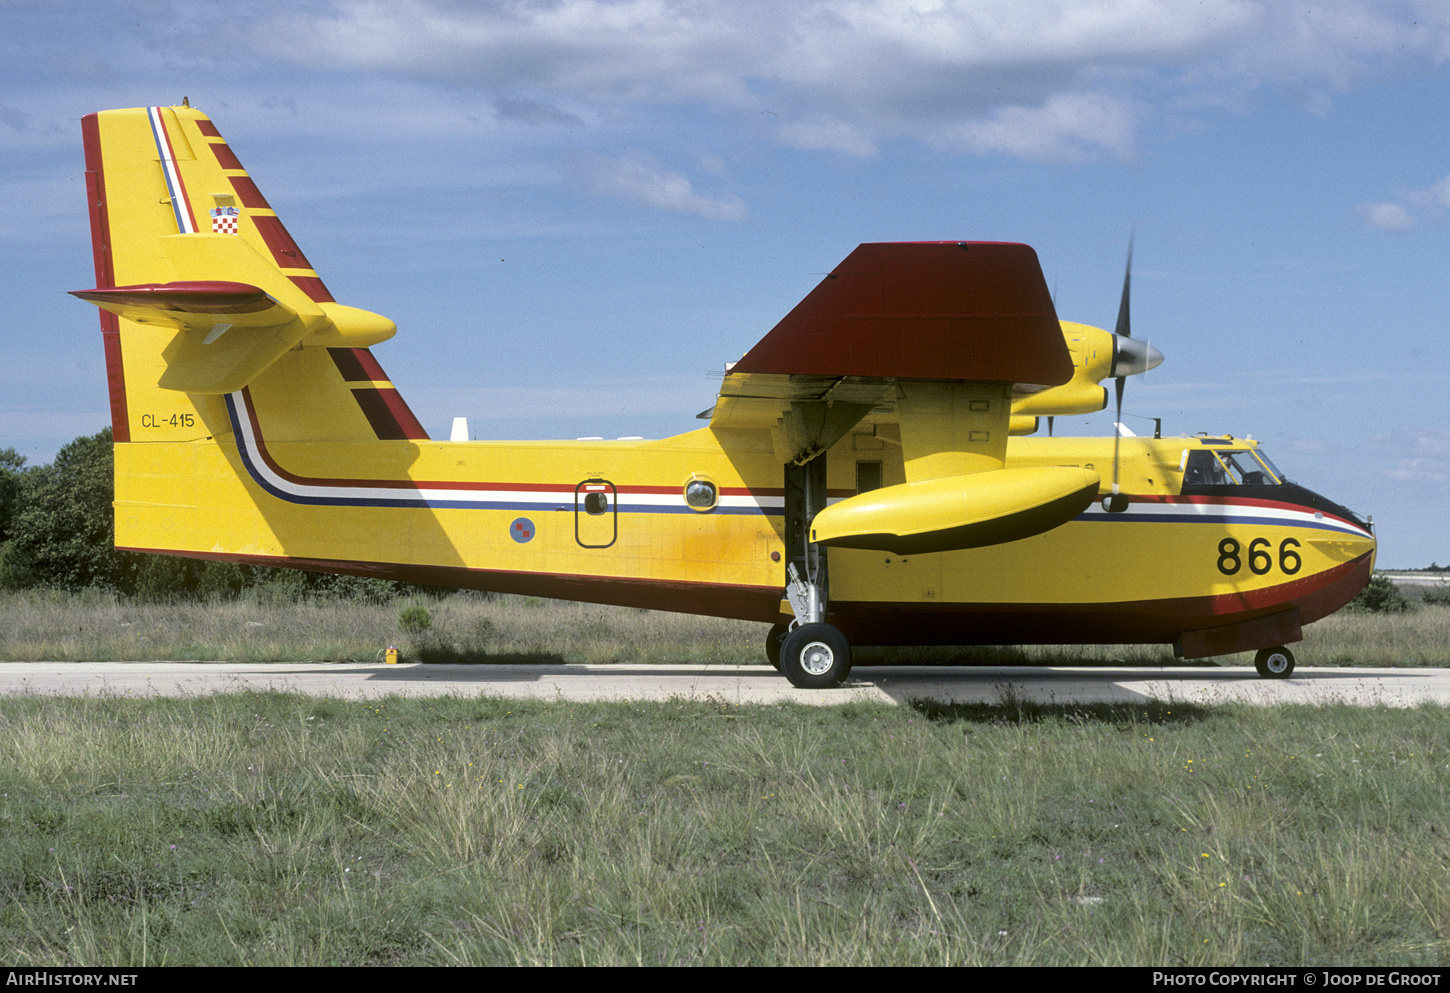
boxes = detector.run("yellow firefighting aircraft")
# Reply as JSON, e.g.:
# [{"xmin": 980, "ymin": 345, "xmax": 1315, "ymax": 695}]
[{"xmin": 73, "ymin": 105, "xmax": 1377, "ymax": 687}]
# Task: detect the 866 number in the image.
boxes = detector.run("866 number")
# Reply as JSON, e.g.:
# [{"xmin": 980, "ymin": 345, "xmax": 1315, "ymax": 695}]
[{"xmin": 1217, "ymin": 537, "xmax": 1301, "ymax": 576}]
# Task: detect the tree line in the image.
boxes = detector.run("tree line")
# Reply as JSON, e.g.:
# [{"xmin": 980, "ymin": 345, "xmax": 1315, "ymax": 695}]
[{"xmin": 0, "ymin": 429, "xmax": 449, "ymax": 602}]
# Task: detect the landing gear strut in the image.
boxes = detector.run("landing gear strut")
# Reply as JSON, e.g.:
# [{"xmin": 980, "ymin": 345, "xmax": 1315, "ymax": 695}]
[
  {"xmin": 773, "ymin": 458, "xmax": 853, "ymax": 688},
  {"xmin": 773, "ymin": 564, "xmax": 853, "ymax": 689}
]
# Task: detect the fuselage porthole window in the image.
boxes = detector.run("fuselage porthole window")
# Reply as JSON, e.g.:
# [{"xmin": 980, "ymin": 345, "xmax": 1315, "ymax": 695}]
[{"xmin": 684, "ymin": 479, "xmax": 718, "ymax": 511}]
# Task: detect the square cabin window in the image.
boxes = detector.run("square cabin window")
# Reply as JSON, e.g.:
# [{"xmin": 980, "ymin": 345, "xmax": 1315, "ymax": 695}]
[{"xmin": 856, "ymin": 460, "xmax": 883, "ymax": 494}]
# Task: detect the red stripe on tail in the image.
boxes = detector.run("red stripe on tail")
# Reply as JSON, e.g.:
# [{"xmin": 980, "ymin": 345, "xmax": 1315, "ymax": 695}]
[{"xmin": 81, "ymin": 114, "xmax": 129, "ymax": 441}]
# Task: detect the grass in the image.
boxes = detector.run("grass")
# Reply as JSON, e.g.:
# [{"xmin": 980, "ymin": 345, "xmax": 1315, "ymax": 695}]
[
  {"xmin": 4, "ymin": 589, "xmax": 1447, "ymax": 966},
  {"xmin": 3, "ymin": 587, "xmax": 1449, "ymax": 668},
  {"xmin": 2, "ymin": 691, "xmax": 1448, "ymax": 966},
  {"xmin": 0, "ymin": 589, "xmax": 764, "ymax": 665}
]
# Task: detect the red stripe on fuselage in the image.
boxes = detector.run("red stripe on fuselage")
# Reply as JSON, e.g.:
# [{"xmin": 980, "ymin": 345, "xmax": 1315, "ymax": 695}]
[
  {"xmin": 1132, "ymin": 492, "xmax": 1363, "ymax": 531},
  {"xmin": 116, "ymin": 544, "xmax": 1373, "ymax": 638}
]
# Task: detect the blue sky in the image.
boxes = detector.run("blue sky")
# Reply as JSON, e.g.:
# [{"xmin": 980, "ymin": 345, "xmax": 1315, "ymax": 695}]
[{"xmin": 1, "ymin": 0, "xmax": 1446, "ymax": 567}]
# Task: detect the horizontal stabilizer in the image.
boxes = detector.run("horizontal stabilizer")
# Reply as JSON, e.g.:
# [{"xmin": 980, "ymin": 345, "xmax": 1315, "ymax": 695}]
[
  {"xmin": 809, "ymin": 466, "xmax": 1100, "ymax": 555},
  {"xmin": 70, "ymin": 281, "xmax": 275, "ymax": 315},
  {"xmin": 73, "ymin": 243, "xmax": 396, "ymax": 394}
]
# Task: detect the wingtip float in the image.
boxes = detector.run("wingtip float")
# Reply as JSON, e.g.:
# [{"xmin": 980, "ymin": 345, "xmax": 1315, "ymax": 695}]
[{"xmin": 75, "ymin": 103, "xmax": 1374, "ymax": 687}]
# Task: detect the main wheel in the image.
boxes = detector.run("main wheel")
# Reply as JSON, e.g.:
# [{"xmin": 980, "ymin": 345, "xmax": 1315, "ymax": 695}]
[
  {"xmin": 1254, "ymin": 646, "xmax": 1295, "ymax": 679},
  {"xmin": 764, "ymin": 622, "xmax": 789, "ymax": 671},
  {"xmin": 780, "ymin": 623, "xmax": 851, "ymax": 689}
]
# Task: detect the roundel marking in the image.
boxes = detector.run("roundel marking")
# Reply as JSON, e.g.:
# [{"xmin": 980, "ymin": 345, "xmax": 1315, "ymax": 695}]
[{"xmin": 510, "ymin": 518, "xmax": 536, "ymax": 543}]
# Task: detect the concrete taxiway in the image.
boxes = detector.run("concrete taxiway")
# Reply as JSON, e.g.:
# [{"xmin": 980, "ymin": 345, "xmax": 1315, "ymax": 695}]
[{"xmin": 2, "ymin": 662, "xmax": 1449, "ymax": 707}]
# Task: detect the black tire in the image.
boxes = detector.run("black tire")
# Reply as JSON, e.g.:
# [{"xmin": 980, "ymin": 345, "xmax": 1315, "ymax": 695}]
[
  {"xmin": 765, "ymin": 622, "xmax": 789, "ymax": 671},
  {"xmin": 1254, "ymin": 646, "xmax": 1295, "ymax": 679},
  {"xmin": 780, "ymin": 623, "xmax": 851, "ymax": 689}
]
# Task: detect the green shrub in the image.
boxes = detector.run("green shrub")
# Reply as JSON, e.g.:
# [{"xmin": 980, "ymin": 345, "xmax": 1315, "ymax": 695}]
[
  {"xmin": 1421, "ymin": 586, "xmax": 1450, "ymax": 607},
  {"xmin": 398, "ymin": 604, "xmax": 433, "ymax": 634},
  {"xmin": 1349, "ymin": 573, "xmax": 1413, "ymax": 613},
  {"xmin": 4, "ymin": 429, "xmax": 121, "ymax": 592}
]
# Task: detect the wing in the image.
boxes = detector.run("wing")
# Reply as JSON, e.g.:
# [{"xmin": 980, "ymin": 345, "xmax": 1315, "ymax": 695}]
[
  {"xmin": 709, "ymin": 241, "xmax": 1099, "ymax": 553},
  {"xmin": 731, "ymin": 241, "xmax": 1070, "ymax": 383},
  {"xmin": 710, "ymin": 241, "xmax": 1073, "ymax": 464}
]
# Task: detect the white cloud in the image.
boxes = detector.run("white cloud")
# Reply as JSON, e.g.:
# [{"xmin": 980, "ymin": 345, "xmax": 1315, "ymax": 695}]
[
  {"xmin": 1374, "ymin": 430, "xmax": 1450, "ymax": 483},
  {"xmin": 414, "ymin": 375, "xmax": 707, "ymax": 423},
  {"xmin": 1408, "ymin": 174, "xmax": 1450, "ymax": 213},
  {"xmin": 1389, "ymin": 459, "xmax": 1449, "ymax": 483},
  {"xmin": 1356, "ymin": 172, "xmax": 1450, "ymax": 231},
  {"xmin": 931, "ymin": 92, "xmax": 1138, "ymax": 163},
  {"xmin": 236, "ymin": 1, "xmax": 1450, "ymax": 164},
  {"xmin": 570, "ymin": 151, "xmax": 748, "ymax": 221},
  {"xmin": 0, "ymin": 173, "xmax": 87, "ymax": 241},
  {"xmin": 775, "ymin": 115, "xmax": 879, "ymax": 158},
  {"xmin": 1356, "ymin": 201, "xmax": 1416, "ymax": 231}
]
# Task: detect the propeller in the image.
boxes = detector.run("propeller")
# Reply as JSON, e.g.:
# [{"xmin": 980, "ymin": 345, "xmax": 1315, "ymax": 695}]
[{"xmin": 1104, "ymin": 235, "xmax": 1162, "ymax": 513}]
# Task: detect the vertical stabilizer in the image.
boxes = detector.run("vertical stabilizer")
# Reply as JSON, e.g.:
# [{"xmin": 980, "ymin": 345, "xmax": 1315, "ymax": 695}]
[
  {"xmin": 77, "ymin": 105, "xmax": 432, "ymax": 564},
  {"xmin": 77, "ymin": 105, "xmax": 427, "ymax": 442}
]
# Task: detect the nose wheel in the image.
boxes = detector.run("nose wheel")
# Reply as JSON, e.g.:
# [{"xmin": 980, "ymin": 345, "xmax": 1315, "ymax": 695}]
[{"xmin": 1254, "ymin": 645, "xmax": 1295, "ymax": 679}]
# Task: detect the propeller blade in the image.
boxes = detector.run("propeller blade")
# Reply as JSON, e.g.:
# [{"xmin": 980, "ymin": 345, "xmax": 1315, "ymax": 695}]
[
  {"xmin": 1104, "ymin": 233, "xmax": 1137, "ymax": 514},
  {"xmin": 1106, "ymin": 375, "xmax": 1129, "ymax": 513},
  {"xmin": 1114, "ymin": 233, "xmax": 1134, "ymax": 339}
]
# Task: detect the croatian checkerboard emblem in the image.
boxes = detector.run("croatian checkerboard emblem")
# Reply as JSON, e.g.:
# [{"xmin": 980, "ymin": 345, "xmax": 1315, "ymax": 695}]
[
  {"xmin": 509, "ymin": 518, "xmax": 535, "ymax": 543},
  {"xmin": 210, "ymin": 206, "xmax": 239, "ymax": 234}
]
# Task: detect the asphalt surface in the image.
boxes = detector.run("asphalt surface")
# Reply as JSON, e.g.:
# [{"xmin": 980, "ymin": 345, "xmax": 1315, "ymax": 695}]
[{"xmin": 2, "ymin": 661, "xmax": 1449, "ymax": 707}]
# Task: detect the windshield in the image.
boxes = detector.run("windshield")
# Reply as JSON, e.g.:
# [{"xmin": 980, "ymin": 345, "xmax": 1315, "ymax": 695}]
[{"xmin": 1183, "ymin": 449, "xmax": 1282, "ymax": 487}]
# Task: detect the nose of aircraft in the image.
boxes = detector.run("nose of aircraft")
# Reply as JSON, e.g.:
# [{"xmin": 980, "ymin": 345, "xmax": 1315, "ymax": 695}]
[{"xmin": 1111, "ymin": 336, "xmax": 1164, "ymax": 378}]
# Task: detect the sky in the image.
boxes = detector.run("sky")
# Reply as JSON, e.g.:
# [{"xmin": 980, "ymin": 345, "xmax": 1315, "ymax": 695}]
[{"xmin": 1, "ymin": 0, "xmax": 1447, "ymax": 568}]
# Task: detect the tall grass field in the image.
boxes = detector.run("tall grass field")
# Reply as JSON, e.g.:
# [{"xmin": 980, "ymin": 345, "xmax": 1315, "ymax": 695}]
[
  {"xmin": 2, "ymin": 692, "xmax": 1448, "ymax": 966},
  {"xmin": 3, "ymin": 588, "xmax": 1449, "ymax": 667},
  {"xmin": 3, "ymin": 591, "xmax": 1448, "ymax": 965}
]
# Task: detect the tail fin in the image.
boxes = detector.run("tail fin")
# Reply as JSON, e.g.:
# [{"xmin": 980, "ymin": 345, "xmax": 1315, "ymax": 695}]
[{"xmin": 76, "ymin": 105, "xmax": 427, "ymax": 442}]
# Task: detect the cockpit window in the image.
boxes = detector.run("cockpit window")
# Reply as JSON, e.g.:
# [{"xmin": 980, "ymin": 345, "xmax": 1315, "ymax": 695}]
[
  {"xmin": 1253, "ymin": 450, "xmax": 1286, "ymax": 484},
  {"xmin": 1183, "ymin": 450, "xmax": 1227, "ymax": 486},
  {"xmin": 1183, "ymin": 449, "xmax": 1282, "ymax": 487}
]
